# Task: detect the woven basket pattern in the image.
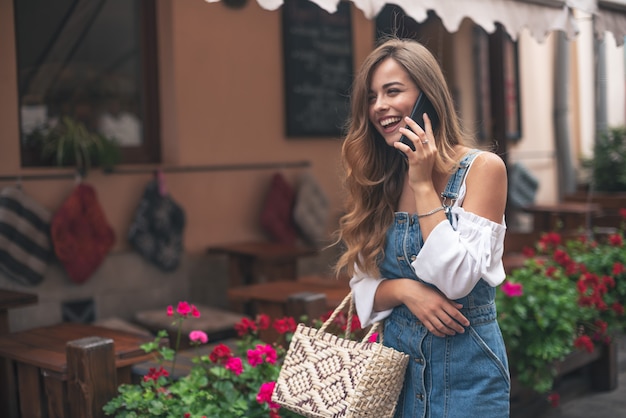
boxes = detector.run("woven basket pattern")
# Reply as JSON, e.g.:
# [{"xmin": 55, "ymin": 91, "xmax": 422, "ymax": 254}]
[{"xmin": 273, "ymin": 323, "xmax": 409, "ymax": 418}]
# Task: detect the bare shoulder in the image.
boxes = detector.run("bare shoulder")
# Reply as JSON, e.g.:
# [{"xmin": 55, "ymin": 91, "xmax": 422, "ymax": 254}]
[
  {"xmin": 463, "ymin": 151, "xmax": 507, "ymax": 221},
  {"xmin": 471, "ymin": 151, "xmax": 507, "ymax": 176}
]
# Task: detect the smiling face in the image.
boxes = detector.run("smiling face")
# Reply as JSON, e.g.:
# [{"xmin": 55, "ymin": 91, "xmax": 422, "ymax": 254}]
[{"xmin": 368, "ymin": 57, "xmax": 420, "ymax": 147}]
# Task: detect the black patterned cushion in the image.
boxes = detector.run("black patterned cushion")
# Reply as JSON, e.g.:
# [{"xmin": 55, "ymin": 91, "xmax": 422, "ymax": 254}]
[{"xmin": 128, "ymin": 180, "xmax": 185, "ymax": 272}]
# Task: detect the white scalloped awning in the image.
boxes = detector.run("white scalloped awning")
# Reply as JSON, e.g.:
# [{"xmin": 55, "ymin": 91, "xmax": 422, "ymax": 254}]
[
  {"xmin": 207, "ymin": 0, "xmax": 626, "ymax": 45},
  {"xmin": 596, "ymin": 1, "xmax": 626, "ymax": 45}
]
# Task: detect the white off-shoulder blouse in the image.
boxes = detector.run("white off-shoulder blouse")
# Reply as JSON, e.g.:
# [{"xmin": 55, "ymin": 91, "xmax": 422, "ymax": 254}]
[{"xmin": 350, "ymin": 165, "xmax": 507, "ymax": 327}]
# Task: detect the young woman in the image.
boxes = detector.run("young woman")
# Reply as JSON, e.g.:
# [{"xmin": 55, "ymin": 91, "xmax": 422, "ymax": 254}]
[{"xmin": 334, "ymin": 38, "xmax": 510, "ymax": 417}]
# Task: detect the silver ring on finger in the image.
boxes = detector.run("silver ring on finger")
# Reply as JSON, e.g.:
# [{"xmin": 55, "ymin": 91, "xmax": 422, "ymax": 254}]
[{"xmin": 422, "ymin": 139, "xmax": 429, "ymax": 144}]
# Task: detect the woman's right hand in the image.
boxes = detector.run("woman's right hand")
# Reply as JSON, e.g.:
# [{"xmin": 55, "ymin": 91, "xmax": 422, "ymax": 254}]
[{"xmin": 402, "ymin": 280, "xmax": 470, "ymax": 338}]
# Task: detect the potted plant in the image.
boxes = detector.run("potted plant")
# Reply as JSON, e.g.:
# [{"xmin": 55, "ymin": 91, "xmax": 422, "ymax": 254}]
[
  {"xmin": 497, "ymin": 209, "xmax": 626, "ymax": 400},
  {"xmin": 585, "ymin": 126, "xmax": 626, "ymax": 192},
  {"xmin": 39, "ymin": 116, "xmax": 121, "ymax": 176}
]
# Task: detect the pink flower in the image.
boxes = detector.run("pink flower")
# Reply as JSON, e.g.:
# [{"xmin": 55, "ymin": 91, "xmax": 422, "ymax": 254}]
[
  {"xmin": 166, "ymin": 305, "xmax": 174, "ymax": 317},
  {"xmin": 247, "ymin": 344, "xmax": 277, "ymax": 366},
  {"xmin": 501, "ymin": 281, "xmax": 523, "ymax": 297},
  {"xmin": 225, "ymin": 357, "xmax": 243, "ymax": 375},
  {"xmin": 177, "ymin": 301, "xmax": 191, "ymax": 317},
  {"xmin": 247, "ymin": 348, "xmax": 264, "ymax": 367},
  {"xmin": 257, "ymin": 381, "xmax": 280, "ymax": 409},
  {"xmin": 368, "ymin": 332, "xmax": 379, "ymax": 343},
  {"xmin": 189, "ymin": 330, "xmax": 208, "ymax": 344},
  {"xmin": 259, "ymin": 344, "xmax": 277, "ymax": 364},
  {"xmin": 191, "ymin": 304, "xmax": 201, "ymax": 318}
]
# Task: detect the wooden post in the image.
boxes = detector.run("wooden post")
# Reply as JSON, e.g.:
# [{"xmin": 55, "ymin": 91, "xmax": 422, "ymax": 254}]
[
  {"xmin": 286, "ymin": 292, "xmax": 327, "ymax": 324},
  {"xmin": 590, "ymin": 340, "xmax": 619, "ymax": 392},
  {"xmin": 66, "ymin": 337, "xmax": 117, "ymax": 418}
]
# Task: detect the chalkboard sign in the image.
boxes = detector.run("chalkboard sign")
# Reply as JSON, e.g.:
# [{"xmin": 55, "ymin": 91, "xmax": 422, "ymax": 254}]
[{"xmin": 282, "ymin": 0, "xmax": 353, "ymax": 137}]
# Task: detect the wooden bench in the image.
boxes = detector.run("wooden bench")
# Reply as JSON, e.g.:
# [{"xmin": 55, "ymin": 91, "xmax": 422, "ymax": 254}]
[{"xmin": 0, "ymin": 323, "xmax": 159, "ymax": 418}]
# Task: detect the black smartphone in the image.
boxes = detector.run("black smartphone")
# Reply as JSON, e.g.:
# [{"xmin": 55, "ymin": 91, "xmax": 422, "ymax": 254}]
[{"xmin": 398, "ymin": 92, "xmax": 440, "ymax": 154}]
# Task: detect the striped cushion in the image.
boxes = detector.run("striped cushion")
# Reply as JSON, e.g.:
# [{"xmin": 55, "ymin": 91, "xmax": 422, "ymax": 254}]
[{"xmin": 0, "ymin": 186, "xmax": 53, "ymax": 286}]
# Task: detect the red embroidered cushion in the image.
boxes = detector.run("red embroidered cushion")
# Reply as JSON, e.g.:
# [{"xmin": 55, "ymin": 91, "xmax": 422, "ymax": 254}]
[
  {"xmin": 260, "ymin": 173, "xmax": 297, "ymax": 245},
  {"xmin": 51, "ymin": 183, "xmax": 115, "ymax": 284}
]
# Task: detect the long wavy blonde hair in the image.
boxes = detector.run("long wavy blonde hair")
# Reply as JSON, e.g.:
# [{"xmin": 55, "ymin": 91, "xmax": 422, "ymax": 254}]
[{"xmin": 334, "ymin": 37, "xmax": 475, "ymax": 278}]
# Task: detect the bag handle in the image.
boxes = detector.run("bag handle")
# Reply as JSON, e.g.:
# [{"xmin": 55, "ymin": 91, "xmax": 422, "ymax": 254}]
[{"xmin": 317, "ymin": 292, "xmax": 382, "ymax": 343}]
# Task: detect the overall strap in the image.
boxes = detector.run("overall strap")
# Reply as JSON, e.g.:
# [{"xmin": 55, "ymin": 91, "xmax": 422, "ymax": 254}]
[{"xmin": 441, "ymin": 150, "xmax": 481, "ymax": 208}]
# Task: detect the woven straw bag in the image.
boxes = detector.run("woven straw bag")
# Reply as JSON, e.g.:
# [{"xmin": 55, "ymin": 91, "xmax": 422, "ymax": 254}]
[{"xmin": 272, "ymin": 292, "xmax": 409, "ymax": 418}]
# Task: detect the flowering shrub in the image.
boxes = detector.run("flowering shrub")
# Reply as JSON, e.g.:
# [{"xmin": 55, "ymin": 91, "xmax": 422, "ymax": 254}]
[
  {"xmin": 103, "ymin": 301, "xmax": 369, "ymax": 417},
  {"xmin": 103, "ymin": 302, "xmax": 303, "ymax": 418},
  {"xmin": 497, "ymin": 208, "xmax": 626, "ymax": 396}
]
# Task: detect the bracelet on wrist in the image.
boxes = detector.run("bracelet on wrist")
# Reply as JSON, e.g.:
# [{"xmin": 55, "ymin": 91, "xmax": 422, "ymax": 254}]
[{"xmin": 417, "ymin": 205, "xmax": 446, "ymax": 218}]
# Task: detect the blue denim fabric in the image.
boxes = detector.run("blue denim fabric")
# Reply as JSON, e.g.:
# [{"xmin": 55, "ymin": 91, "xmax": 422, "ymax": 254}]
[{"xmin": 379, "ymin": 152, "xmax": 510, "ymax": 417}]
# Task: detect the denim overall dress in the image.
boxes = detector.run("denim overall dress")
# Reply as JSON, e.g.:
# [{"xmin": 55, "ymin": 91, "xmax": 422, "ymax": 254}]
[{"xmin": 380, "ymin": 152, "xmax": 511, "ymax": 418}]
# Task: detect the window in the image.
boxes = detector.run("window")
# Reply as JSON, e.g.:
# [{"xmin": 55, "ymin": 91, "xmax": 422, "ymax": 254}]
[{"xmin": 14, "ymin": 0, "xmax": 160, "ymax": 167}]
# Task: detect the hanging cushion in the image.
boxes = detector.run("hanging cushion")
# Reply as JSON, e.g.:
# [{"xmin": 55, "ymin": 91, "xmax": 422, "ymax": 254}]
[
  {"xmin": 260, "ymin": 173, "xmax": 297, "ymax": 245},
  {"xmin": 128, "ymin": 180, "xmax": 185, "ymax": 272},
  {"xmin": 51, "ymin": 183, "xmax": 115, "ymax": 284},
  {"xmin": 293, "ymin": 172, "xmax": 329, "ymax": 246},
  {"xmin": 0, "ymin": 186, "xmax": 53, "ymax": 286}
]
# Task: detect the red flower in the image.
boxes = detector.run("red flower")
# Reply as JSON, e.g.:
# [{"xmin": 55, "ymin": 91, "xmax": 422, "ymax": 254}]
[
  {"xmin": 547, "ymin": 392, "xmax": 560, "ymax": 408},
  {"xmin": 143, "ymin": 366, "xmax": 169, "ymax": 383},
  {"xmin": 234, "ymin": 317, "xmax": 257, "ymax": 336},
  {"xmin": 619, "ymin": 208, "xmax": 626, "ymax": 219},
  {"xmin": 256, "ymin": 314, "xmax": 271, "ymax": 330},
  {"xmin": 522, "ymin": 246, "xmax": 535, "ymax": 257},
  {"xmin": 613, "ymin": 262, "xmax": 625, "ymax": 276},
  {"xmin": 545, "ymin": 266, "xmax": 557, "ymax": 278},
  {"xmin": 612, "ymin": 302, "xmax": 625, "ymax": 315},
  {"xmin": 540, "ymin": 232, "xmax": 562, "ymax": 247},
  {"xmin": 608, "ymin": 234, "xmax": 623, "ymax": 247},
  {"xmin": 574, "ymin": 335, "xmax": 594, "ymax": 353},
  {"xmin": 273, "ymin": 317, "xmax": 297, "ymax": 334},
  {"xmin": 209, "ymin": 343, "xmax": 232, "ymax": 363},
  {"xmin": 553, "ymin": 249, "xmax": 572, "ymax": 267}
]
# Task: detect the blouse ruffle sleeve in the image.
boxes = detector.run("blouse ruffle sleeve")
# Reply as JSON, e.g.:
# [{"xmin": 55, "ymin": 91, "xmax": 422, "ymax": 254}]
[
  {"xmin": 349, "ymin": 264, "xmax": 393, "ymax": 327},
  {"xmin": 410, "ymin": 206, "xmax": 506, "ymax": 300}
]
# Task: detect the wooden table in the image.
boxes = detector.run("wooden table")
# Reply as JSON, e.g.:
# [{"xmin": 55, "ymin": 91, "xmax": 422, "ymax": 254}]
[
  {"xmin": 0, "ymin": 322, "xmax": 156, "ymax": 418},
  {"xmin": 522, "ymin": 202, "xmax": 602, "ymax": 233},
  {"xmin": 227, "ymin": 275, "xmax": 350, "ymax": 318},
  {"xmin": 208, "ymin": 241, "xmax": 318, "ymax": 287},
  {"xmin": 228, "ymin": 275, "xmax": 350, "ymax": 342}
]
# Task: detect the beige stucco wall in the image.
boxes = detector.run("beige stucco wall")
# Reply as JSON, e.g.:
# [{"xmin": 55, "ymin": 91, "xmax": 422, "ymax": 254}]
[
  {"xmin": 0, "ymin": 0, "xmax": 375, "ymax": 331},
  {"xmin": 0, "ymin": 0, "xmax": 375, "ymax": 253}
]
